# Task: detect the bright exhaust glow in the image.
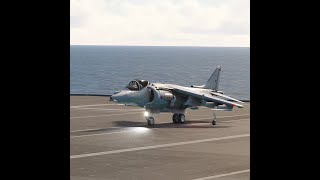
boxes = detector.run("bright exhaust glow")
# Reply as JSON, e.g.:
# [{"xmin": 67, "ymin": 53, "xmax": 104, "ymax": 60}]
[{"xmin": 144, "ymin": 111, "xmax": 149, "ymax": 117}]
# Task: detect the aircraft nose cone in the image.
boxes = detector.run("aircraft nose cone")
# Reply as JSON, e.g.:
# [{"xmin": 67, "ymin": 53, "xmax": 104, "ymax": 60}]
[
  {"xmin": 110, "ymin": 93, "xmax": 120, "ymax": 102},
  {"xmin": 110, "ymin": 91, "xmax": 122, "ymax": 102},
  {"xmin": 110, "ymin": 95, "xmax": 119, "ymax": 102}
]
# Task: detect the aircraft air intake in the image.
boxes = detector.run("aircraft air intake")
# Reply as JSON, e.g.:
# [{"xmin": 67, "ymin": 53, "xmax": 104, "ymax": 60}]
[
  {"xmin": 147, "ymin": 86, "xmax": 176, "ymax": 108},
  {"xmin": 163, "ymin": 93, "xmax": 174, "ymax": 101}
]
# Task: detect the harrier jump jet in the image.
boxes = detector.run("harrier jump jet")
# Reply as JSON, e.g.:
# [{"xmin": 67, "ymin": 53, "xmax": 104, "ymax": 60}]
[{"xmin": 110, "ymin": 66, "xmax": 244, "ymax": 126}]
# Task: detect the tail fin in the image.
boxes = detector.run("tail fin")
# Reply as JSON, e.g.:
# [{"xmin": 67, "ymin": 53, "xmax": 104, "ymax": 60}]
[{"xmin": 203, "ymin": 66, "xmax": 221, "ymax": 90}]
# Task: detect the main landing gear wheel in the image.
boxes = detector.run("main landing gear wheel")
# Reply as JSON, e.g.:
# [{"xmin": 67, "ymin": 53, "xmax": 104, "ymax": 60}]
[
  {"xmin": 212, "ymin": 111, "xmax": 216, "ymax": 125},
  {"xmin": 172, "ymin": 114, "xmax": 185, "ymax": 124},
  {"xmin": 146, "ymin": 117, "xmax": 155, "ymax": 126},
  {"xmin": 178, "ymin": 114, "xmax": 185, "ymax": 124},
  {"xmin": 172, "ymin": 114, "xmax": 178, "ymax": 124}
]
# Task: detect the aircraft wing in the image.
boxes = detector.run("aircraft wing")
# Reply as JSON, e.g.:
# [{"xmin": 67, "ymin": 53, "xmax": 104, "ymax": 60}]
[
  {"xmin": 173, "ymin": 88, "xmax": 244, "ymax": 108},
  {"xmin": 210, "ymin": 92, "xmax": 244, "ymax": 103}
]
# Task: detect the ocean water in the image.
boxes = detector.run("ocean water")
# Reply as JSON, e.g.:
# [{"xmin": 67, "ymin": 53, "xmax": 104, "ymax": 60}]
[{"xmin": 71, "ymin": 45, "xmax": 250, "ymax": 100}]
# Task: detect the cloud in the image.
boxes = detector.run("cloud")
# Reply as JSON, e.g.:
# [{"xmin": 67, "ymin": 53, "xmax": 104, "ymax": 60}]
[
  {"xmin": 70, "ymin": 0, "xmax": 250, "ymax": 47},
  {"xmin": 70, "ymin": 16, "xmax": 86, "ymax": 28},
  {"xmin": 181, "ymin": 21, "xmax": 249, "ymax": 35}
]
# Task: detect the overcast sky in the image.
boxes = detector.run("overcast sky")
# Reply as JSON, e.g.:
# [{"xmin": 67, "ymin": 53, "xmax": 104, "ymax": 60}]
[{"xmin": 71, "ymin": 0, "xmax": 249, "ymax": 47}]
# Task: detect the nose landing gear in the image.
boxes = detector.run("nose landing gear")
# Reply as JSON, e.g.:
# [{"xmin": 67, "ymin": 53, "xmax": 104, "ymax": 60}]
[
  {"xmin": 145, "ymin": 111, "xmax": 155, "ymax": 126},
  {"xmin": 146, "ymin": 117, "xmax": 155, "ymax": 126}
]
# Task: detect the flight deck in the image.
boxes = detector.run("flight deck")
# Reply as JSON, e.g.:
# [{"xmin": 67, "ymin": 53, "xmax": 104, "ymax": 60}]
[{"xmin": 70, "ymin": 95, "xmax": 250, "ymax": 180}]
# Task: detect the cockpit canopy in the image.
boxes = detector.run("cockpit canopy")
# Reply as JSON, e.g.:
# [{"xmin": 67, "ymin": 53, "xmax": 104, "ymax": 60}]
[{"xmin": 126, "ymin": 79, "xmax": 149, "ymax": 91}]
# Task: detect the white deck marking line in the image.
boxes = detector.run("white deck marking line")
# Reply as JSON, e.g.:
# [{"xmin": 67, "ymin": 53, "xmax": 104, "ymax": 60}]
[
  {"xmin": 193, "ymin": 169, "xmax": 250, "ymax": 180},
  {"xmin": 70, "ymin": 119, "xmax": 250, "ymax": 136},
  {"xmin": 70, "ymin": 113, "xmax": 250, "ymax": 120},
  {"xmin": 189, "ymin": 114, "xmax": 250, "ymax": 118},
  {"xmin": 70, "ymin": 127, "xmax": 120, "ymax": 133},
  {"xmin": 70, "ymin": 134, "xmax": 249, "ymax": 159},
  {"xmin": 71, "ymin": 120, "xmax": 250, "ymax": 138},
  {"xmin": 189, "ymin": 114, "xmax": 216, "ymax": 117},
  {"xmin": 91, "ymin": 109, "xmax": 143, "ymax": 112},
  {"xmin": 221, "ymin": 118, "xmax": 250, "ymax": 122},
  {"xmin": 71, "ymin": 104, "xmax": 125, "ymax": 108},
  {"xmin": 218, "ymin": 114, "xmax": 250, "ymax": 118},
  {"xmin": 70, "ymin": 115, "xmax": 250, "ymax": 131},
  {"xmin": 71, "ymin": 107, "xmax": 143, "ymax": 111},
  {"xmin": 189, "ymin": 117, "xmax": 249, "ymax": 122},
  {"xmin": 70, "ymin": 130, "xmax": 135, "ymax": 138},
  {"xmin": 70, "ymin": 112, "xmax": 142, "ymax": 119}
]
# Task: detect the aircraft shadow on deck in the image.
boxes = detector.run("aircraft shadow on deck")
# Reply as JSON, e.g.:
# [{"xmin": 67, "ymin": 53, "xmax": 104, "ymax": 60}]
[{"xmin": 112, "ymin": 120, "xmax": 231, "ymax": 128}]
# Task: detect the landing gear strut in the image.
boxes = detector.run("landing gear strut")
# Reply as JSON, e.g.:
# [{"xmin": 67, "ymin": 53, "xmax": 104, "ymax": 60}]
[
  {"xmin": 145, "ymin": 111, "xmax": 155, "ymax": 126},
  {"xmin": 146, "ymin": 117, "xmax": 155, "ymax": 126},
  {"xmin": 172, "ymin": 114, "xmax": 185, "ymax": 124},
  {"xmin": 212, "ymin": 111, "xmax": 216, "ymax": 125}
]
